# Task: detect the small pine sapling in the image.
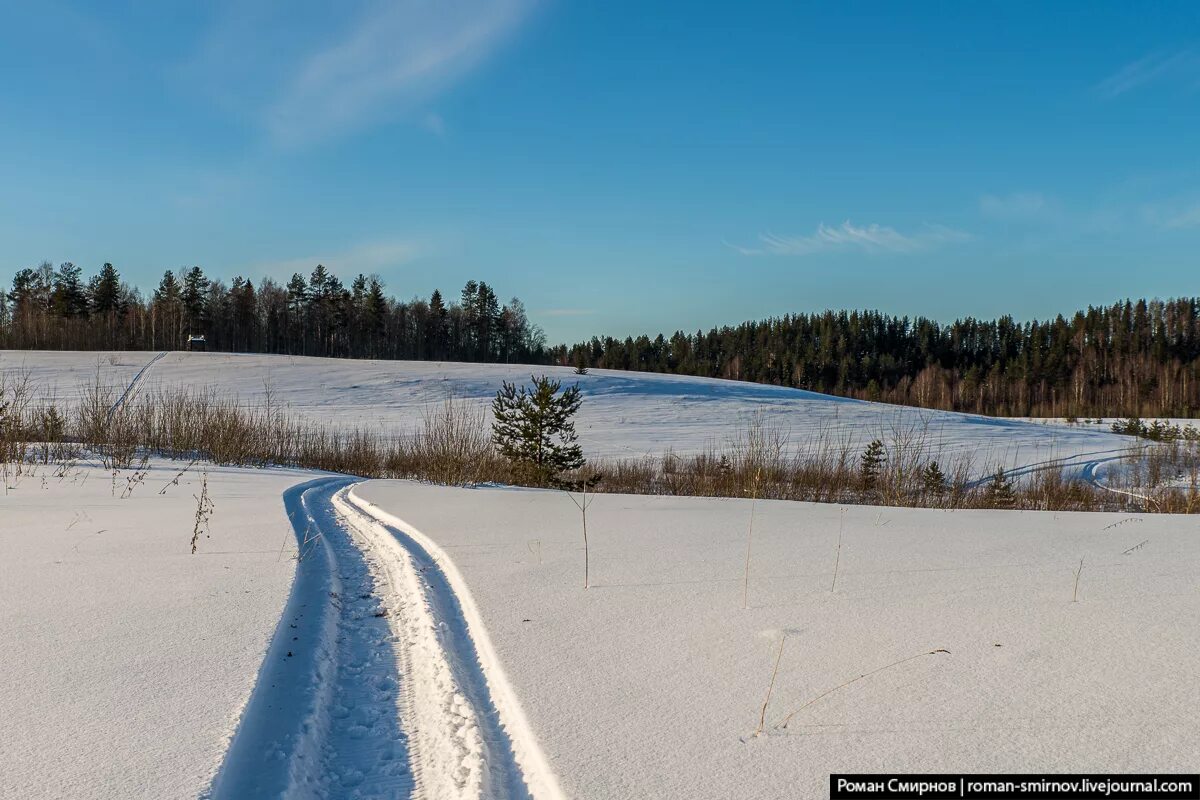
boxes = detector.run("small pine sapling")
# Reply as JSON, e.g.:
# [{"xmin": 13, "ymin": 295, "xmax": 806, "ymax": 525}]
[
  {"xmin": 572, "ymin": 350, "xmax": 589, "ymax": 376},
  {"xmin": 985, "ymin": 468, "xmax": 1015, "ymax": 509},
  {"xmin": 921, "ymin": 461, "xmax": 946, "ymax": 497},
  {"xmin": 492, "ymin": 375, "xmax": 585, "ymax": 486},
  {"xmin": 860, "ymin": 439, "xmax": 886, "ymax": 492}
]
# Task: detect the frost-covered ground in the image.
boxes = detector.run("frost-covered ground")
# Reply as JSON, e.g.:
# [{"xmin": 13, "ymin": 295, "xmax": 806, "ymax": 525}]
[
  {"xmin": 0, "ymin": 460, "xmax": 311, "ymax": 799},
  {"xmin": 355, "ymin": 480, "xmax": 1200, "ymax": 799},
  {"xmin": 3, "ymin": 350, "xmax": 1137, "ymax": 476}
]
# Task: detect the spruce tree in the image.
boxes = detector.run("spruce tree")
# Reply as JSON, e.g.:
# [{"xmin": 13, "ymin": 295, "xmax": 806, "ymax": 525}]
[
  {"xmin": 51, "ymin": 262, "xmax": 88, "ymax": 318},
  {"xmin": 90, "ymin": 263, "xmax": 123, "ymax": 316},
  {"xmin": 492, "ymin": 375, "xmax": 585, "ymax": 485},
  {"xmin": 860, "ymin": 439, "xmax": 886, "ymax": 490},
  {"xmin": 427, "ymin": 289, "xmax": 449, "ymax": 358},
  {"xmin": 181, "ymin": 266, "xmax": 209, "ymax": 330},
  {"xmin": 985, "ymin": 468, "xmax": 1015, "ymax": 508},
  {"xmin": 921, "ymin": 461, "xmax": 947, "ymax": 496}
]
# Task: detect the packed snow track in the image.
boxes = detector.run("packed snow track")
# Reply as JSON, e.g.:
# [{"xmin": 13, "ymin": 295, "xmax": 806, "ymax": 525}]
[{"xmin": 207, "ymin": 477, "xmax": 560, "ymax": 800}]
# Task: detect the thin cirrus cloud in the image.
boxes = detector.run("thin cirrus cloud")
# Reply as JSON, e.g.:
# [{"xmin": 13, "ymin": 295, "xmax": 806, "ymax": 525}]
[
  {"xmin": 187, "ymin": 0, "xmax": 537, "ymax": 148},
  {"xmin": 1093, "ymin": 49, "xmax": 1200, "ymax": 98},
  {"xmin": 984, "ymin": 191, "xmax": 1051, "ymax": 220},
  {"xmin": 1157, "ymin": 204, "xmax": 1200, "ymax": 229},
  {"xmin": 245, "ymin": 239, "xmax": 422, "ymax": 278},
  {"xmin": 266, "ymin": 0, "xmax": 536, "ymax": 146},
  {"xmin": 729, "ymin": 221, "xmax": 969, "ymax": 257}
]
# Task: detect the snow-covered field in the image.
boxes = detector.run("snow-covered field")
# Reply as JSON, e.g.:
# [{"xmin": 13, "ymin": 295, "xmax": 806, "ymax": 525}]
[
  {"xmin": 2, "ymin": 350, "xmax": 1137, "ymax": 477},
  {"xmin": 354, "ymin": 481, "xmax": 1200, "ymax": 798},
  {"xmin": 3, "ymin": 351, "xmax": 1195, "ymax": 798},
  {"xmin": 0, "ymin": 460, "xmax": 311, "ymax": 799}
]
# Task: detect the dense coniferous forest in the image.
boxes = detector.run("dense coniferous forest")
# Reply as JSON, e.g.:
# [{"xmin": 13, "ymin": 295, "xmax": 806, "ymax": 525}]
[
  {"xmin": 0, "ymin": 262, "xmax": 548, "ymax": 363},
  {"xmin": 556, "ymin": 299, "xmax": 1200, "ymax": 418},
  {"xmin": 3, "ymin": 261, "xmax": 1199, "ymax": 418}
]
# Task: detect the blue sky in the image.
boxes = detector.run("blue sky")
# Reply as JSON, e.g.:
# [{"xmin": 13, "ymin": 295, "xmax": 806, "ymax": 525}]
[{"xmin": 2, "ymin": 1, "xmax": 1199, "ymax": 342}]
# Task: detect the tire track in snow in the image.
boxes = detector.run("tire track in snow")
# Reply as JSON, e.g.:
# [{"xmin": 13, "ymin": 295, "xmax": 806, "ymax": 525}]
[
  {"xmin": 208, "ymin": 476, "xmax": 413, "ymax": 799},
  {"xmin": 344, "ymin": 489, "xmax": 563, "ymax": 800},
  {"xmin": 107, "ymin": 350, "xmax": 166, "ymax": 420},
  {"xmin": 333, "ymin": 488, "xmax": 489, "ymax": 800},
  {"xmin": 964, "ymin": 446, "xmax": 1132, "ymax": 487},
  {"xmin": 209, "ymin": 478, "xmax": 559, "ymax": 800}
]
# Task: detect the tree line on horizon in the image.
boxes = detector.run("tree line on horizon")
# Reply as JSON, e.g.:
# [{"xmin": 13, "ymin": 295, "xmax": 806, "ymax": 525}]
[
  {"xmin": 0, "ymin": 261, "xmax": 548, "ymax": 364},
  {"xmin": 560, "ymin": 298, "xmax": 1200, "ymax": 418},
  {"xmin": 3, "ymin": 261, "xmax": 1200, "ymax": 418}
]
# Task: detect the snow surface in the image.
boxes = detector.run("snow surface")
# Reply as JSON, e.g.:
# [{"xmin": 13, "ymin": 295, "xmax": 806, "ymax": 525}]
[
  {"xmin": 210, "ymin": 477, "xmax": 559, "ymax": 800},
  {"xmin": 3, "ymin": 350, "xmax": 1137, "ymax": 476},
  {"xmin": 5, "ymin": 350, "xmax": 1193, "ymax": 798},
  {"xmin": 354, "ymin": 480, "xmax": 1200, "ymax": 799},
  {"xmin": 0, "ymin": 460, "xmax": 311, "ymax": 799}
]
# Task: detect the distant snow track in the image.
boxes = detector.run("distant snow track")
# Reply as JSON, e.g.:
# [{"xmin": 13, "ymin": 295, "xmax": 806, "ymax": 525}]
[
  {"xmin": 107, "ymin": 350, "xmax": 166, "ymax": 419},
  {"xmin": 208, "ymin": 477, "xmax": 560, "ymax": 800}
]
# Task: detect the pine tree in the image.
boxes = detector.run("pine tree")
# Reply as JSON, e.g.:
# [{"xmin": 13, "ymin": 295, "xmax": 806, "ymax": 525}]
[
  {"xmin": 90, "ymin": 263, "xmax": 123, "ymax": 316},
  {"xmin": 427, "ymin": 289, "xmax": 448, "ymax": 359},
  {"xmin": 285, "ymin": 273, "xmax": 308, "ymax": 314},
  {"xmin": 475, "ymin": 282, "xmax": 500, "ymax": 361},
  {"xmin": 152, "ymin": 271, "xmax": 183, "ymax": 348},
  {"xmin": 181, "ymin": 266, "xmax": 209, "ymax": 331},
  {"xmin": 364, "ymin": 278, "xmax": 388, "ymax": 356},
  {"xmin": 51, "ymin": 263, "xmax": 88, "ymax": 318},
  {"xmin": 573, "ymin": 348, "xmax": 589, "ymax": 375},
  {"xmin": 921, "ymin": 461, "xmax": 946, "ymax": 496},
  {"xmin": 492, "ymin": 375, "xmax": 585, "ymax": 485},
  {"xmin": 230, "ymin": 277, "xmax": 258, "ymax": 352},
  {"xmin": 985, "ymin": 468, "xmax": 1015, "ymax": 508},
  {"xmin": 860, "ymin": 439, "xmax": 886, "ymax": 490}
]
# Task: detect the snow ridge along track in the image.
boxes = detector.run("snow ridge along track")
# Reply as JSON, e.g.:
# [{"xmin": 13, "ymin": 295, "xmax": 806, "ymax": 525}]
[
  {"xmin": 344, "ymin": 488, "xmax": 564, "ymax": 800},
  {"xmin": 209, "ymin": 477, "xmax": 560, "ymax": 800}
]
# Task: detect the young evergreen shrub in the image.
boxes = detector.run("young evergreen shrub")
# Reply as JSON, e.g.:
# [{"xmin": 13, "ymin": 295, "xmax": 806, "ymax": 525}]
[
  {"xmin": 921, "ymin": 460, "xmax": 946, "ymax": 497},
  {"xmin": 985, "ymin": 468, "xmax": 1015, "ymax": 508},
  {"xmin": 860, "ymin": 439, "xmax": 886, "ymax": 491},
  {"xmin": 492, "ymin": 375, "xmax": 585, "ymax": 486}
]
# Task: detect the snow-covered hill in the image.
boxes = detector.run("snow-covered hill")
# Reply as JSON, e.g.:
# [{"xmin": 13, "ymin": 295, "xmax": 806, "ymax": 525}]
[{"xmin": 2, "ymin": 350, "xmax": 1135, "ymax": 476}]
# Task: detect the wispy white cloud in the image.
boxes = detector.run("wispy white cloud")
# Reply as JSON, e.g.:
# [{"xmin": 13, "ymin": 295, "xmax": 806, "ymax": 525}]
[
  {"xmin": 539, "ymin": 308, "xmax": 595, "ymax": 317},
  {"xmin": 979, "ymin": 192, "xmax": 1056, "ymax": 220},
  {"xmin": 1094, "ymin": 49, "xmax": 1200, "ymax": 98},
  {"xmin": 1153, "ymin": 203, "xmax": 1200, "ymax": 229},
  {"xmin": 265, "ymin": 0, "xmax": 535, "ymax": 146},
  {"xmin": 245, "ymin": 239, "xmax": 421, "ymax": 277},
  {"xmin": 730, "ymin": 221, "xmax": 969, "ymax": 257},
  {"xmin": 185, "ymin": 1, "xmax": 536, "ymax": 148}
]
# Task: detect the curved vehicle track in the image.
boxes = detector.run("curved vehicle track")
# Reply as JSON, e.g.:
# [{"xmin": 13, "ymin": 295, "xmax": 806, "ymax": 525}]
[
  {"xmin": 208, "ymin": 477, "xmax": 559, "ymax": 800},
  {"xmin": 108, "ymin": 350, "xmax": 167, "ymax": 420}
]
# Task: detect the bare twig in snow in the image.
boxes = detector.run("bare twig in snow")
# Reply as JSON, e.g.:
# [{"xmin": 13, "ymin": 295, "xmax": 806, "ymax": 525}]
[
  {"xmin": 775, "ymin": 648, "xmax": 950, "ymax": 730},
  {"xmin": 830, "ymin": 508, "xmax": 845, "ymax": 592},
  {"xmin": 754, "ymin": 633, "xmax": 787, "ymax": 736},
  {"xmin": 565, "ymin": 484, "xmax": 595, "ymax": 588},
  {"xmin": 190, "ymin": 472, "xmax": 215, "ymax": 555}
]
